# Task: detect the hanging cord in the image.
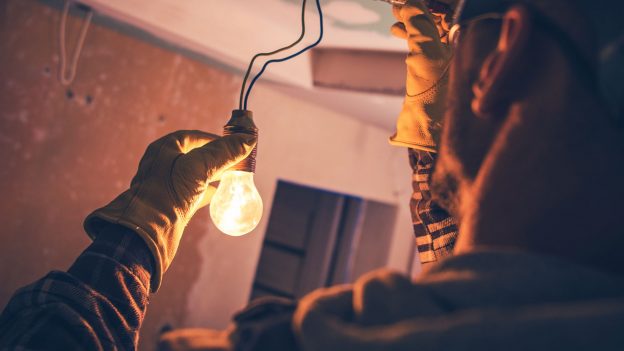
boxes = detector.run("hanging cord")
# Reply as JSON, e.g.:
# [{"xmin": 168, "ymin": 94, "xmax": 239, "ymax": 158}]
[
  {"xmin": 239, "ymin": 0, "xmax": 308, "ymax": 110},
  {"xmin": 59, "ymin": 0, "xmax": 93, "ymax": 86},
  {"xmin": 243, "ymin": 0, "xmax": 324, "ymax": 110}
]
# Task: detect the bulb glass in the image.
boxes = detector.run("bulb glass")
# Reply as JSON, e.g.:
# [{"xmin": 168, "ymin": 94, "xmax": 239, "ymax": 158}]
[{"xmin": 210, "ymin": 170, "xmax": 263, "ymax": 236}]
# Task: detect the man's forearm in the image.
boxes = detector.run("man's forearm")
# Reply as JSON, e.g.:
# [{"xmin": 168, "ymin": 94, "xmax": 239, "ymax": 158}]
[{"xmin": 0, "ymin": 225, "xmax": 153, "ymax": 350}]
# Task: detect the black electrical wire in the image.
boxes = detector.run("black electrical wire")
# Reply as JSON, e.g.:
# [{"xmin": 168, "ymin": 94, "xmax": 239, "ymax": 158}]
[
  {"xmin": 238, "ymin": 0, "xmax": 308, "ymax": 110},
  {"xmin": 244, "ymin": 0, "xmax": 323, "ymax": 110}
]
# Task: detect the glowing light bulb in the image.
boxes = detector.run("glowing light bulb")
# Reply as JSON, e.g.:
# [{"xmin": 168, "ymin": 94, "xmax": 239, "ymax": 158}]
[
  {"xmin": 210, "ymin": 171, "xmax": 263, "ymax": 236},
  {"xmin": 210, "ymin": 109, "xmax": 262, "ymax": 236}
]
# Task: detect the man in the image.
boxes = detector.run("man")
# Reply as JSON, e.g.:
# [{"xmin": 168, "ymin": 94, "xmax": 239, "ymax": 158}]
[
  {"xmin": 292, "ymin": 0, "xmax": 624, "ymax": 349},
  {"xmin": 3, "ymin": 0, "xmax": 624, "ymax": 350}
]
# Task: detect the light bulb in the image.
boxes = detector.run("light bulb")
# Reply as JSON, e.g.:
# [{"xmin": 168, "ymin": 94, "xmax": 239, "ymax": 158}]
[
  {"xmin": 210, "ymin": 170, "xmax": 263, "ymax": 236},
  {"xmin": 209, "ymin": 109, "xmax": 262, "ymax": 236}
]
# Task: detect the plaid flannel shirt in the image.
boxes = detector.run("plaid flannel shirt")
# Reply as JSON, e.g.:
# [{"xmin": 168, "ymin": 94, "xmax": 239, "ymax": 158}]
[
  {"xmin": 0, "ymin": 225, "xmax": 153, "ymax": 350},
  {"xmin": 409, "ymin": 149, "xmax": 459, "ymax": 264}
]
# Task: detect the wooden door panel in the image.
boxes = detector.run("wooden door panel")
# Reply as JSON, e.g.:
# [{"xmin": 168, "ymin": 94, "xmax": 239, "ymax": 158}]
[{"xmin": 254, "ymin": 245, "xmax": 303, "ymax": 296}]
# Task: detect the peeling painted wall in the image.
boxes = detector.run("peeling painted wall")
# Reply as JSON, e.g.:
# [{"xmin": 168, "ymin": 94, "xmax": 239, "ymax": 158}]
[{"xmin": 0, "ymin": 0, "xmax": 415, "ymax": 350}]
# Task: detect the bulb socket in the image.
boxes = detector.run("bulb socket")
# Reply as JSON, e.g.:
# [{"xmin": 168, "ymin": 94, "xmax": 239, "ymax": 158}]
[{"xmin": 224, "ymin": 109, "xmax": 258, "ymax": 173}]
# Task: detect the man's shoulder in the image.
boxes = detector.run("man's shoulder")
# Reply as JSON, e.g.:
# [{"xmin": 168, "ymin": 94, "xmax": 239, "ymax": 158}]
[{"xmin": 417, "ymin": 249, "xmax": 624, "ymax": 310}]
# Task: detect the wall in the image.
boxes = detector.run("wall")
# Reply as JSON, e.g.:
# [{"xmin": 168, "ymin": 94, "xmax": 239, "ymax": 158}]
[
  {"xmin": 0, "ymin": 0, "xmax": 415, "ymax": 349},
  {"xmin": 75, "ymin": 0, "xmax": 406, "ymax": 128}
]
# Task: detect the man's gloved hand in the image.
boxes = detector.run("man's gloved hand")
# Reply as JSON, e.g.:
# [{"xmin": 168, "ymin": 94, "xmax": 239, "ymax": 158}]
[
  {"xmin": 389, "ymin": 0, "xmax": 453, "ymax": 152},
  {"xmin": 84, "ymin": 130, "xmax": 257, "ymax": 291}
]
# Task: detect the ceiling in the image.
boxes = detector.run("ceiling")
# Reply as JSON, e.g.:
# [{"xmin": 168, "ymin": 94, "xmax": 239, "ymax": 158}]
[{"xmin": 78, "ymin": 0, "xmax": 407, "ymax": 129}]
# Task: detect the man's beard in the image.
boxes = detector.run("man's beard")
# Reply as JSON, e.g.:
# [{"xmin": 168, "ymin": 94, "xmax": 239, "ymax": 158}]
[
  {"xmin": 430, "ymin": 64, "xmax": 486, "ymax": 221},
  {"xmin": 430, "ymin": 157, "xmax": 461, "ymax": 219},
  {"xmin": 430, "ymin": 104, "xmax": 467, "ymax": 221}
]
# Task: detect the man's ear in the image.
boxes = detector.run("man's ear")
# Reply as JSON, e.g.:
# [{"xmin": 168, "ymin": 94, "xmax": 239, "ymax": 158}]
[{"xmin": 472, "ymin": 5, "xmax": 532, "ymax": 118}]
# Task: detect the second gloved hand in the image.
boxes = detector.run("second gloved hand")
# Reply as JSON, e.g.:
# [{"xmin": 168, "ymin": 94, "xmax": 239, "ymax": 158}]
[
  {"xmin": 389, "ymin": 0, "xmax": 453, "ymax": 152},
  {"xmin": 84, "ymin": 130, "xmax": 257, "ymax": 292}
]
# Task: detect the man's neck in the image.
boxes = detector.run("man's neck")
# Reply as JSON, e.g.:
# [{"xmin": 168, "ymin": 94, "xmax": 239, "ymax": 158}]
[{"xmin": 454, "ymin": 86, "xmax": 624, "ymax": 276}]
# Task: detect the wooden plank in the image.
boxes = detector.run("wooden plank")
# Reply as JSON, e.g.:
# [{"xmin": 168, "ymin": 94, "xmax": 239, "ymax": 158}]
[
  {"xmin": 329, "ymin": 198, "xmax": 367, "ymax": 284},
  {"xmin": 351, "ymin": 200, "xmax": 398, "ymax": 280},
  {"xmin": 264, "ymin": 182, "xmax": 319, "ymax": 250},
  {"xmin": 272, "ymin": 182, "xmax": 320, "ymax": 210},
  {"xmin": 295, "ymin": 193, "xmax": 345, "ymax": 296},
  {"xmin": 255, "ymin": 246, "xmax": 303, "ymax": 295},
  {"xmin": 265, "ymin": 204, "xmax": 312, "ymax": 250},
  {"xmin": 311, "ymin": 48, "xmax": 405, "ymax": 96},
  {"xmin": 250, "ymin": 284, "xmax": 294, "ymax": 301}
]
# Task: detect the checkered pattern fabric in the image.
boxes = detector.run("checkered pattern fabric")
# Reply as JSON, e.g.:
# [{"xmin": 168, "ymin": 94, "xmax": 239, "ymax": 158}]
[
  {"xmin": 0, "ymin": 226, "xmax": 153, "ymax": 350},
  {"xmin": 409, "ymin": 149, "xmax": 459, "ymax": 264}
]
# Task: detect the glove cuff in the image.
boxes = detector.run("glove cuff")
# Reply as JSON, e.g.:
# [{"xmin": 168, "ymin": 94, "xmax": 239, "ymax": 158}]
[
  {"xmin": 84, "ymin": 211, "xmax": 165, "ymax": 292},
  {"xmin": 389, "ymin": 70, "xmax": 449, "ymax": 152},
  {"xmin": 388, "ymin": 135, "xmax": 438, "ymax": 152}
]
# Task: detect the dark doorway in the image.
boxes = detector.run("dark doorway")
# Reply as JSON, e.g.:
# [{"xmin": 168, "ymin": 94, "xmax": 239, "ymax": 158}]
[{"xmin": 250, "ymin": 181, "xmax": 398, "ymax": 300}]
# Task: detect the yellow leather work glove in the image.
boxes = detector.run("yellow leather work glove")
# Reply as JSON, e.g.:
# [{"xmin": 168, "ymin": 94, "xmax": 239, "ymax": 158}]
[
  {"xmin": 388, "ymin": 0, "xmax": 453, "ymax": 152},
  {"xmin": 84, "ymin": 130, "xmax": 257, "ymax": 292}
]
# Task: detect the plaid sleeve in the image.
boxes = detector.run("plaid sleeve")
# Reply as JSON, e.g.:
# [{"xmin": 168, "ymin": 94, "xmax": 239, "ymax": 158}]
[
  {"xmin": 0, "ymin": 225, "xmax": 153, "ymax": 350},
  {"xmin": 409, "ymin": 149, "xmax": 459, "ymax": 265}
]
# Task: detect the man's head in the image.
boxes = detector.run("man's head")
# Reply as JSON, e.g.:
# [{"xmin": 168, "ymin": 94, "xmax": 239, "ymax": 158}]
[{"xmin": 431, "ymin": 0, "xmax": 624, "ymax": 274}]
